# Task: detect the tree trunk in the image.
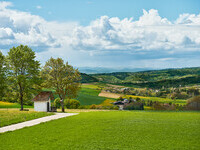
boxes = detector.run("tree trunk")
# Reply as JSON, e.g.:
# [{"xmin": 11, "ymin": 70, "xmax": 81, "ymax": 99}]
[
  {"xmin": 61, "ymin": 99, "xmax": 65, "ymax": 112},
  {"xmin": 20, "ymin": 94, "xmax": 23, "ymax": 111},
  {"xmin": 19, "ymin": 83, "xmax": 23, "ymax": 111}
]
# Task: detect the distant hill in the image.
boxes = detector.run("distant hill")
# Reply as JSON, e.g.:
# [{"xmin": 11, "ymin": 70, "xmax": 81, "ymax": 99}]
[
  {"xmin": 78, "ymin": 67, "xmax": 153, "ymax": 74},
  {"xmin": 80, "ymin": 73, "xmax": 99, "ymax": 83},
  {"xmin": 83, "ymin": 67, "xmax": 200, "ymax": 88}
]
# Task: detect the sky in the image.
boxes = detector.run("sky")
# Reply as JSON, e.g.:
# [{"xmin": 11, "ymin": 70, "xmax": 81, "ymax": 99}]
[{"xmin": 0, "ymin": 0, "xmax": 200, "ymax": 70}]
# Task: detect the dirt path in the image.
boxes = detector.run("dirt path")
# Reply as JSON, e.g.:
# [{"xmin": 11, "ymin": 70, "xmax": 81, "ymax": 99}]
[
  {"xmin": 98, "ymin": 91, "xmax": 124, "ymax": 99},
  {"xmin": 0, "ymin": 113, "xmax": 78, "ymax": 133}
]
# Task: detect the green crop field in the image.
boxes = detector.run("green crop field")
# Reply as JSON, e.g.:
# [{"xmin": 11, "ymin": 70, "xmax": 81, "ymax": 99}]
[
  {"xmin": 76, "ymin": 87, "xmax": 107, "ymax": 105},
  {"xmin": 0, "ymin": 110, "xmax": 54, "ymax": 127},
  {"xmin": 124, "ymin": 95, "xmax": 187, "ymax": 105},
  {"xmin": 0, "ymin": 101, "xmax": 33, "ymax": 109},
  {"xmin": 0, "ymin": 111, "xmax": 199, "ymax": 150},
  {"xmin": 44, "ymin": 84, "xmax": 108, "ymax": 106}
]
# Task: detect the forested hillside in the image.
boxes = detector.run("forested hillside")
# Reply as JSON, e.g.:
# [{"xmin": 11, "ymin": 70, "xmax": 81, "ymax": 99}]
[{"xmin": 83, "ymin": 67, "xmax": 200, "ymax": 88}]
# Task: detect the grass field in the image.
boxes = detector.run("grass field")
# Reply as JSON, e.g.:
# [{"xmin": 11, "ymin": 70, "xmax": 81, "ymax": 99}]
[
  {"xmin": 44, "ymin": 84, "xmax": 108, "ymax": 106},
  {"xmin": 0, "ymin": 110, "xmax": 54, "ymax": 127},
  {"xmin": 0, "ymin": 101, "xmax": 33, "ymax": 109},
  {"xmin": 76, "ymin": 87, "xmax": 107, "ymax": 105},
  {"xmin": 0, "ymin": 111, "xmax": 199, "ymax": 149},
  {"xmin": 124, "ymin": 95, "xmax": 187, "ymax": 105}
]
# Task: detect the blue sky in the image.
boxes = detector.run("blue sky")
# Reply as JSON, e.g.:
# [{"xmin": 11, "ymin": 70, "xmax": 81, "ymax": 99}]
[
  {"xmin": 7, "ymin": 0, "xmax": 200, "ymax": 24},
  {"xmin": 0, "ymin": 0, "xmax": 200, "ymax": 70}
]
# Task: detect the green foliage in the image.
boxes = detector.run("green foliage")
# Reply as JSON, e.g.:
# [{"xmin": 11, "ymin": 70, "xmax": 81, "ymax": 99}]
[
  {"xmin": 6, "ymin": 45, "xmax": 41, "ymax": 110},
  {"xmin": 187, "ymin": 96, "xmax": 200, "ymax": 110},
  {"xmin": 89, "ymin": 104, "xmax": 97, "ymax": 109},
  {"xmin": 0, "ymin": 51, "xmax": 6, "ymax": 100},
  {"xmin": 124, "ymin": 102, "xmax": 144, "ymax": 110},
  {"xmin": 41, "ymin": 57, "xmax": 81, "ymax": 112},
  {"xmin": 0, "ymin": 110, "xmax": 54, "ymax": 127},
  {"xmin": 0, "ymin": 111, "xmax": 200, "ymax": 149},
  {"xmin": 54, "ymin": 98, "xmax": 61, "ymax": 108},
  {"xmin": 64, "ymin": 99, "xmax": 80, "ymax": 109}
]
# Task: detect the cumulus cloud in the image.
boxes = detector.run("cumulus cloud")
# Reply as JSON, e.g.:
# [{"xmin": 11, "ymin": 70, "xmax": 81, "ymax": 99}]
[
  {"xmin": 0, "ymin": 1, "xmax": 64, "ymax": 50},
  {"xmin": 0, "ymin": 1, "xmax": 200, "ymax": 57},
  {"xmin": 72, "ymin": 10, "xmax": 200, "ymax": 53}
]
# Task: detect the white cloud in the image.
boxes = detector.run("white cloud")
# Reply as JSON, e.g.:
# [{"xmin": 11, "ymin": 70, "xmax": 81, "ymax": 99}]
[
  {"xmin": 0, "ymin": 2, "xmax": 71, "ymax": 49},
  {"xmin": 0, "ymin": 1, "xmax": 12, "ymax": 10},
  {"xmin": 175, "ymin": 13, "xmax": 200, "ymax": 25},
  {"xmin": 36, "ymin": 5, "xmax": 42, "ymax": 9},
  {"xmin": 71, "ymin": 10, "xmax": 200, "ymax": 52},
  {"xmin": 0, "ymin": 2, "xmax": 200, "ymax": 67}
]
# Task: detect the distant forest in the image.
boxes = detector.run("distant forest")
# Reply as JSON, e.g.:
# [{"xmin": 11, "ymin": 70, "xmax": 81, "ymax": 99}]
[{"xmin": 81, "ymin": 67, "xmax": 200, "ymax": 88}]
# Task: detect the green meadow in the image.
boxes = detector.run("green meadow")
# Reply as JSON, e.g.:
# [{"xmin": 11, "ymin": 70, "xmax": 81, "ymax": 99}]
[
  {"xmin": 0, "ymin": 110, "xmax": 54, "ymax": 127},
  {"xmin": 0, "ymin": 111, "xmax": 199, "ymax": 150},
  {"xmin": 0, "ymin": 101, "xmax": 33, "ymax": 109}
]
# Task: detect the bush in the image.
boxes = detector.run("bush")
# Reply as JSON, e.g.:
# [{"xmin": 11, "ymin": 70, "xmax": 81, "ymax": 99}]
[
  {"xmin": 64, "ymin": 99, "xmax": 80, "ymax": 109},
  {"xmin": 54, "ymin": 98, "xmax": 61, "ymax": 108},
  {"xmin": 153, "ymin": 102, "xmax": 176, "ymax": 110},
  {"xmin": 136, "ymin": 97, "xmax": 141, "ymax": 101},
  {"xmin": 78, "ymin": 105, "xmax": 89, "ymax": 109},
  {"xmin": 124, "ymin": 102, "xmax": 144, "ymax": 110},
  {"xmin": 89, "ymin": 104, "xmax": 97, "ymax": 109},
  {"xmin": 186, "ymin": 96, "xmax": 200, "ymax": 110}
]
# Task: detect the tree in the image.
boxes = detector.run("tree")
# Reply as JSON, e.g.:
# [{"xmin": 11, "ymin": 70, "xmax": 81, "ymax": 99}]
[
  {"xmin": 0, "ymin": 51, "xmax": 6, "ymax": 100},
  {"xmin": 7, "ymin": 45, "xmax": 40, "ymax": 110},
  {"xmin": 41, "ymin": 57, "xmax": 81, "ymax": 112}
]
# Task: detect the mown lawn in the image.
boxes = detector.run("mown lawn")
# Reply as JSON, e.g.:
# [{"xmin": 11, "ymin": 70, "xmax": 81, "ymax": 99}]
[
  {"xmin": 0, "ymin": 101, "xmax": 33, "ymax": 108},
  {"xmin": 0, "ymin": 111, "xmax": 199, "ymax": 150},
  {"xmin": 0, "ymin": 110, "xmax": 54, "ymax": 127}
]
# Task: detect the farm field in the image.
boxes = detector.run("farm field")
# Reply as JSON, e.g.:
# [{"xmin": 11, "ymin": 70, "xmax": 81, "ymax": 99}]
[
  {"xmin": 0, "ymin": 110, "xmax": 54, "ymax": 127},
  {"xmin": 0, "ymin": 101, "xmax": 33, "ymax": 109},
  {"xmin": 124, "ymin": 95, "xmax": 187, "ymax": 105},
  {"xmin": 44, "ymin": 84, "xmax": 108, "ymax": 106},
  {"xmin": 0, "ymin": 111, "xmax": 200, "ymax": 150}
]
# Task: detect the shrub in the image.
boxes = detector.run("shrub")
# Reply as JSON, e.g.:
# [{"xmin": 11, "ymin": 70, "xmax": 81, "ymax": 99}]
[
  {"xmin": 153, "ymin": 102, "xmax": 176, "ymax": 110},
  {"xmin": 186, "ymin": 96, "xmax": 200, "ymax": 110},
  {"xmin": 78, "ymin": 105, "xmax": 89, "ymax": 109},
  {"xmin": 64, "ymin": 99, "xmax": 80, "ymax": 109},
  {"xmin": 124, "ymin": 102, "xmax": 144, "ymax": 110},
  {"xmin": 54, "ymin": 98, "xmax": 61, "ymax": 108},
  {"xmin": 136, "ymin": 97, "xmax": 141, "ymax": 101},
  {"xmin": 89, "ymin": 104, "xmax": 97, "ymax": 109},
  {"xmin": 113, "ymin": 106, "xmax": 119, "ymax": 110}
]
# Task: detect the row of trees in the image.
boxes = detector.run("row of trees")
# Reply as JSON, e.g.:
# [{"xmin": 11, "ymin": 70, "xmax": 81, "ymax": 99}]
[{"xmin": 0, "ymin": 45, "xmax": 81, "ymax": 112}]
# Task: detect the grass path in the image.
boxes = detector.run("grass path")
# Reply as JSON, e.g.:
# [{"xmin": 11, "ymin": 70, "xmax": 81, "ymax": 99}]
[{"xmin": 0, "ymin": 111, "xmax": 199, "ymax": 150}]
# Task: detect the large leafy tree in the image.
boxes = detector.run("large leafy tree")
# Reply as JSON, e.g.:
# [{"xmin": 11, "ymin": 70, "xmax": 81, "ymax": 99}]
[
  {"xmin": 0, "ymin": 51, "xmax": 6, "ymax": 100},
  {"xmin": 7, "ymin": 45, "xmax": 40, "ymax": 110},
  {"xmin": 41, "ymin": 57, "xmax": 81, "ymax": 112}
]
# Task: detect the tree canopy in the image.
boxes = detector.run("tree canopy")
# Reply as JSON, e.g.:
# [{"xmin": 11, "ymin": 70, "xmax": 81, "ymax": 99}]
[
  {"xmin": 41, "ymin": 57, "xmax": 81, "ymax": 112},
  {"xmin": 7, "ymin": 45, "xmax": 40, "ymax": 110}
]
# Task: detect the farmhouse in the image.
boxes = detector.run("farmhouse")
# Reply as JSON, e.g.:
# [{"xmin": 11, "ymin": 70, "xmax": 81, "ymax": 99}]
[{"xmin": 32, "ymin": 91, "xmax": 54, "ymax": 112}]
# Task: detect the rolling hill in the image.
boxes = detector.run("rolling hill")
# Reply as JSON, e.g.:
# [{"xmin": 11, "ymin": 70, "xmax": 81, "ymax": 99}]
[{"xmin": 81, "ymin": 67, "xmax": 200, "ymax": 88}]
